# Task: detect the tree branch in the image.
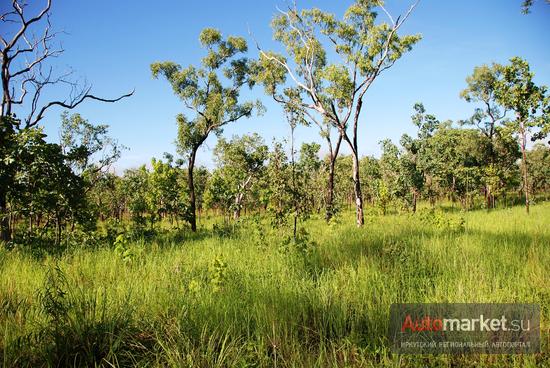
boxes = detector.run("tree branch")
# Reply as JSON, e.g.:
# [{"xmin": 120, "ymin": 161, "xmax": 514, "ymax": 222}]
[{"xmin": 27, "ymin": 88, "xmax": 134, "ymax": 128}]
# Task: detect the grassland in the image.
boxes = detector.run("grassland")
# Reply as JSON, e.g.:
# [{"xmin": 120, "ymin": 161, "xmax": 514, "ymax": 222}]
[{"xmin": 0, "ymin": 203, "xmax": 549, "ymax": 367}]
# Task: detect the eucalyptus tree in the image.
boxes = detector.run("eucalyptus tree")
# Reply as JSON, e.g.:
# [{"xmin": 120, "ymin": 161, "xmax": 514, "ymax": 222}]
[
  {"xmin": 253, "ymin": 55, "xmax": 343, "ymax": 222},
  {"xmin": 410, "ymin": 103, "xmax": 442, "ymax": 206},
  {"xmin": 211, "ymin": 134, "xmax": 268, "ymax": 220},
  {"xmin": 87, "ymin": 171, "xmax": 125, "ymax": 222},
  {"xmin": 494, "ymin": 57, "xmax": 549, "ymax": 213},
  {"xmin": 460, "ymin": 64, "xmax": 508, "ymax": 207},
  {"xmin": 0, "ymin": 0, "xmax": 133, "ymax": 241},
  {"xmin": 149, "ymin": 155, "xmax": 186, "ymax": 225},
  {"xmin": 151, "ymin": 28, "xmax": 262, "ymax": 231},
  {"xmin": 399, "ymin": 134, "xmax": 424, "ymax": 212},
  {"xmin": 254, "ymin": 0, "xmax": 421, "ymax": 226},
  {"xmin": 59, "ymin": 112, "xmax": 124, "ymax": 183},
  {"xmin": 121, "ymin": 166, "xmax": 150, "ymax": 230},
  {"xmin": 460, "ymin": 64, "xmax": 506, "ymax": 150},
  {"xmin": 265, "ymin": 140, "xmax": 293, "ymax": 228},
  {"xmin": 2, "ymin": 111, "xmax": 123, "ymax": 244}
]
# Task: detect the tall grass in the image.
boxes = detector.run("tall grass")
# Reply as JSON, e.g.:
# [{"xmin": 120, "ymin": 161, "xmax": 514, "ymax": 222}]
[{"xmin": 0, "ymin": 203, "xmax": 549, "ymax": 367}]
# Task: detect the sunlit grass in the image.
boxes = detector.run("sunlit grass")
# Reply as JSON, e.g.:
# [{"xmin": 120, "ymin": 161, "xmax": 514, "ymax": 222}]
[{"xmin": 0, "ymin": 202, "xmax": 548, "ymax": 367}]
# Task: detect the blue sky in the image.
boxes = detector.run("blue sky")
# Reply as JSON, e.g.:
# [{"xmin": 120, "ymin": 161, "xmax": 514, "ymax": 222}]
[{"xmin": 6, "ymin": 0, "xmax": 550, "ymax": 171}]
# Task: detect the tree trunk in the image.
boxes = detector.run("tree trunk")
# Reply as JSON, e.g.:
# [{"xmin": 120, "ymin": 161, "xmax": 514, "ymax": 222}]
[
  {"xmin": 520, "ymin": 123, "xmax": 529, "ymax": 214},
  {"xmin": 188, "ymin": 148, "xmax": 198, "ymax": 232},
  {"xmin": 351, "ymin": 148, "xmax": 364, "ymax": 226},
  {"xmin": 233, "ymin": 193, "xmax": 243, "ymax": 221},
  {"xmin": 233, "ymin": 207, "xmax": 241, "ymax": 221},
  {"xmin": 0, "ymin": 189, "xmax": 10, "ymax": 242},
  {"xmin": 342, "ymin": 135, "xmax": 364, "ymax": 226},
  {"xmin": 325, "ymin": 134, "xmax": 342, "ymax": 222},
  {"xmin": 233, "ymin": 175, "xmax": 252, "ymax": 221},
  {"xmin": 325, "ymin": 160, "xmax": 336, "ymax": 221},
  {"xmin": 347, "ymin": 97, "xmax": 365, "ymax": 227},
  {"xmin": 55, "ymin": 214, "xmax": 62, "ymax": 246},
  {"xmin": 291, "ymin": 124, "xmax": 298, "ymax": 240}
]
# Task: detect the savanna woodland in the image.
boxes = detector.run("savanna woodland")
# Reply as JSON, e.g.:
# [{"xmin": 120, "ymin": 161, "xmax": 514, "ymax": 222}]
[{"xmin": 1, "ymin": 0, "xmax": 549, "ymax": 367}]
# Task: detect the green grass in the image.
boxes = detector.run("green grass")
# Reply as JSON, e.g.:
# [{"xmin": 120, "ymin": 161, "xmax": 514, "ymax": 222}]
[{"xmin": 0, "ymin": 203, "xmax": 549, "ymax": 367}]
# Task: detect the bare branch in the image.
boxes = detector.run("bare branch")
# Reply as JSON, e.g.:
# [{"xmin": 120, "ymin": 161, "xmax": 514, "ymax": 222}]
[
  {"xmin": 377, "ymin": 1, "xmax": 396, "ymax": 26},
  {"xmin": 7, "ymin": 0, "xmax": 52, "ymax": 50},
  {"xmin": 28, "ymin": 88, "xmax": 134, "ymax": 128}
]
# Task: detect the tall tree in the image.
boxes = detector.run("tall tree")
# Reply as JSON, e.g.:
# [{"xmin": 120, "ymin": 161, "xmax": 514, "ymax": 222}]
[
  {"xmin": 0, "ymin": 0, "xmax": 132, "ymax": 241},
  {"xmin": 460, "ymin": 64, "xmax": 507, "ymax": 207},
  {"xmin": 151, "ymin": 28, "xmax": 261, "ymax": 231},
  {"xmin": 460, "ymin": 64, "xmax": 506, "ymax": 148},
  {"xmin": 398, "ymin": 135, "xmax": 424, "ymax": 213},
  {"xmin": 494, "ymin": 57, "xmax": 549, "ymax": 213},
  {"xmin": 254, "ymin": 0, "xmax": 421, "ymax": 226},
  {"xmin": 252, "ymin": 55, "xmax": 343, "ymax": 222},
  {"xmin": 410, "ymin": 103, "xmax": 441, "ymax": 206}
]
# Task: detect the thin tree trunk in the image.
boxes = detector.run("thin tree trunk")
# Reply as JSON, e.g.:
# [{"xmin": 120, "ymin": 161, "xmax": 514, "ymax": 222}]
[
  {"xmin": 520, "ymin": 122, "xmax": 529, "ymax": 214},
  {"xmin": 55, "ymin": 214, "xmax": 62, "ymax": 246},
  {"xmin": 325, "ymin": 134, "xmax": 342, "ymax": 222},
  {"xmin": 351, "ymin": 148, "xmax": 364, "ymax": 226},
  {"xmin": 233, "ymin": 175, "xmax": 252, "ymax": 221},
  {"xmin": 188, "ymin": 148, "xmax": 198, "ymax": 232},
  {"xmin": 346, "ymin": 97, "xmax": 365, "ymax": 227},
  {"xmin": 0, "ymin": 189, "xmax": 10, "ymax": 242},
  {"xmin": 342, "ymin": 136, "xmax": 364, "ymax": 227},
  {"xmin": 233, "ymin": 193, "xmax": 243, "ymax": 221},
  {"xmin": 291, "ymin": 124, "xmax": 297, "ymax": 240}
]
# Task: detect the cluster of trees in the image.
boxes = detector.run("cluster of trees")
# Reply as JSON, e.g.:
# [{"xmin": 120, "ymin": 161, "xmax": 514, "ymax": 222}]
[
  {"xmin": 0, "ymin": 0, "xmax": 132, "ymax": 243},
  {"xmin": 86, "ymin": 115, "xmax": 550, "ymax": 233},
  {"xmin": 1, "ymin": 0, "xmax": 549, "ymax": 246}
]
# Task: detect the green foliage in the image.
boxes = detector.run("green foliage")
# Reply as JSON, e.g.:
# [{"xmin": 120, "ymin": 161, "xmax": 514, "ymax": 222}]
[
  {"xmin": 495, "ymin": 57, "xmax": 549, "ymax": 141},
  {"xmin": 151, "ymin": 29, "xmax": 261, "ymax": 158},
  {"xmin": 264, "ymin": 140, "xmax": 293, "ymax": 228},
  {"xmin": 211, "ymin": 220, "xmax": 239, "ymax": 238},
  {"xmin": 113, "ymin": 234, "xmax": 135, "ymax": 263},
  {"xmin": 0, "ymin": 112, "xmax": 122, "ymax": 247},
  {"xmin": 418, "ymin": 209, "xmax": 466, "ymax": 233},
  {"xmin": 121, "ymin": 166, "xmax": 151, "ymax": 229},
  {"xmin": 527, "ymin": 143, "xmax": 550, "ymax": 194},
  {"xmin": 205, "ymin": 134, "xmax": 268, "ymax": 218},
  {"xmin": 149, "ymin": 156, "xmax": 188, "ymax": 222},
  {"xmin": 208, "ymin": 257, "xmax": 227, "ymax": 292},
  {"xmin": 284, "ymin": 227, "xmax": 318, "ymax": 257},
  {"xmin": 253, "ymin": 1, "xmax": 422, "ymax": 226},
  {"xmin": 59, "ymin": 112, "xmax": 124, "ymax": 174},
  {"xmin": 2, "ymin": 4, "xmax": 550, "ymax": 366},
  {"xmin": 460, "ymin": 63, "xmax": 505, "ymax": 139}
]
